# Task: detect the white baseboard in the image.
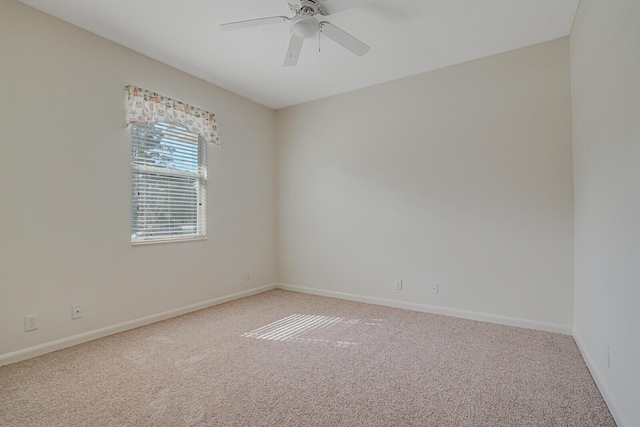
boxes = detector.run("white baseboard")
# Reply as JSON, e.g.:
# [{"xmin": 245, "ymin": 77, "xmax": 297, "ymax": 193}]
[
  {"xmin": 5, "ymin": 283, "xmax": 621, "ymax": 424},
  {"xmin": 0, "ymin": 282, "xmax": 573, "ymax": 366},
  {"xmin": 275, "ymin": 283, "xmax": 573, "ymax": 335},
  {"xmin": 0, "ymin": 283, "xmax": 277, "ymax": 367},
  {"xmin": 573, "ymin": 331, "xmax": 626, "ymax": 427}
]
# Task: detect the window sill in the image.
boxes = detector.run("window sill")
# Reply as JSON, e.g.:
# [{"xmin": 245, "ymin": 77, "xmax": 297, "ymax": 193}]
[{"xmin": 131, "ymin": 236, "xmax": 207, "ymax": 246}]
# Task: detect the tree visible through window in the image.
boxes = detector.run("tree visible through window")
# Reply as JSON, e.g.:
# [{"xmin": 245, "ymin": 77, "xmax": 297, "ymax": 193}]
[{"xmin": 131, "ymin": 122, "xmax": 207, "ymax": 244}]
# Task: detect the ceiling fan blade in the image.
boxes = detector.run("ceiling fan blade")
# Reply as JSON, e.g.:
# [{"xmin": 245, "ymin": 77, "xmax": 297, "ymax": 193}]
[
  {"xmin": 319, "ymin": 0, "xmax": 371, "ymax": 15},
  {"xmin": 319, "ymin": 22, "xmax": 370, "ymax": 56},
  {"xmin": 221, "ymin": 16, "xmax": 288, "ymax": 31},
  {"xmin": 284, "ymin": 34, "xmax": 304, "ymax": 67},
  {"xmin": 284, "ymin": 0, "xmax": 301, "ymax": 14}
]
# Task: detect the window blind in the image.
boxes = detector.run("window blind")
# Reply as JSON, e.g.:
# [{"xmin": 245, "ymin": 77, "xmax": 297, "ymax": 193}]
[{"xmin": 131, "ymin": 122, "xmax": 207, "ymax": 244}]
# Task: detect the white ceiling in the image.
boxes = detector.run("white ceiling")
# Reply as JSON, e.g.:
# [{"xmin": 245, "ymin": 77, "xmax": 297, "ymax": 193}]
[{"xmin": 19, "ymin": 0, "xmax": 580, "ymax": 110}]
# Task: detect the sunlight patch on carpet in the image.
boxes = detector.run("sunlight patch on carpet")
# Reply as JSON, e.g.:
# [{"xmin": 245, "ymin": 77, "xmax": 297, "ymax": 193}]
[{"xmin": 242, "ymin": 314, "xmax": 364, "ymax": 346}]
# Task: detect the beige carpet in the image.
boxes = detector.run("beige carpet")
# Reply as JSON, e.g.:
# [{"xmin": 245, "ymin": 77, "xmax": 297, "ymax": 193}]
[{"xmin": 0, "ymin": 290, "xmax": 614, "ymax": 426}]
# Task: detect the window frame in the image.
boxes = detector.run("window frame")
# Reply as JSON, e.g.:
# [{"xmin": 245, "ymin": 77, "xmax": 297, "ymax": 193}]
[{"xmin": 130, "ymin": 122, "xmax": 207, "ymax": 245}]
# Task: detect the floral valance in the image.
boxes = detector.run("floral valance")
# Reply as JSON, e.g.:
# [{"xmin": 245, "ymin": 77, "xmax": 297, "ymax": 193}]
[{"xmin": 125, "ymin": 85, "xmax": 220, "ymax": 146}]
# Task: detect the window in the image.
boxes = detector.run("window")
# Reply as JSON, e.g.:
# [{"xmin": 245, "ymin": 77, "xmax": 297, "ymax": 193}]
[{"xmin": 131, "ymin": 122, "xmax": 207, "ymax": 244}]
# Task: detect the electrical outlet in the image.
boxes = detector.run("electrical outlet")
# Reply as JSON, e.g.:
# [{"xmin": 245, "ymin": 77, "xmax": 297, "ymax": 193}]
[
  {"xmin": 25, "ymin": 314, "xmax": 38, "ymax": 332},
  {"xmin": 72, "ymin": 304, "xmax": 83, "ymax": 319},
  {"xmin": 246, "ymin": 271, "xmax": 251, "ymax": 281},
  {"xmin": 431, "ymin": 283, "xmax": 439, "ymax": 294},
  {"xmin": 395, "ymin": 279, "xmax": 402, "ymax": 290}
]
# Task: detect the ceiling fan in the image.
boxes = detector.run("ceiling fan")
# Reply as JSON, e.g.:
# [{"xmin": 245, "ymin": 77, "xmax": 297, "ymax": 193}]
[{"xmin": 221, "ymin": 0, "xmax": 371, "ymax": 67}]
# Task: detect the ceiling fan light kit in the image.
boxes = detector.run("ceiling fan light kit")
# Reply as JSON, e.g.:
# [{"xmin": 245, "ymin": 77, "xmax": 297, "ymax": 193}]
[
  {"xmin": 292, "ymin": 16, "xmax": 319, "ymax": 39},
  {"xmin": 221, "ymin": 0, "xmax": 370, "ymax": 67}
]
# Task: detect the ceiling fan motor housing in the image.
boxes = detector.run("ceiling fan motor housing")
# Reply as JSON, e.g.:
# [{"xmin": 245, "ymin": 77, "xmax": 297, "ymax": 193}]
[{"xmin": 298, "ymin": 1, "xmax": 320, "ymax": 15}]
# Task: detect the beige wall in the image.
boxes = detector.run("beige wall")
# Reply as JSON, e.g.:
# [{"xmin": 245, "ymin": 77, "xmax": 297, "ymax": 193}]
[
  {"xmin": 276, "ymin": 38, "xmax": 574, "ymax": 331},
  {"xmin": 0, "ymin": 1, "xmax": 277, "ymax": 357},
  {"xmin": 571, "ymin": 1, "xmax": 640, "ymax": 425}
]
